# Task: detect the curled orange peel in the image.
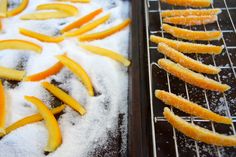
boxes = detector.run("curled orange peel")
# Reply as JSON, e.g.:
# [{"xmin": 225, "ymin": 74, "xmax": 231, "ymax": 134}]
[
  {"xmin": 7, "ymin": 0, "xmax": 29, "ymax": 17},
  {"xmin": 19, "ymin": 28, "xmax": 64, "ymax": 43},
  {"xmin": 24, "ymin": 96, "xmax": 62, "ymax": 152},
  {"xmin": 78, "ymin": 19, "xmax": 131, "ymax": 41},
  {"xmin": 0, "ymin": 66, "xmax": 26, "ymax": 81},
  {"xmin": 56, "ymin": 55, "xmax": 94, "ymax": 96},
  {"xmin": 41, "ymin": 82, "xmax": 86, "ymax": 115},
  {"xmin": 161, "ymin": 9, "xmax": 221, "ymax": 17},
  {"xmin": 163, "ymin": 107, "xmax": 236, "ymax": 146},
  {"xmin": 161, "ymin": 0, "xmax": 212, "ymax": 7},
  {"xmin": 0, "ymin": 80, "xmax": 6, "ymax": 134}
]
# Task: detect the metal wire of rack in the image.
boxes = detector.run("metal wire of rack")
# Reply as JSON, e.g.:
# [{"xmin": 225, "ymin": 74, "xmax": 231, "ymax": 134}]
[{"xmin": 145, "ymin": 0, "xmax": 236, "ymax": 157}]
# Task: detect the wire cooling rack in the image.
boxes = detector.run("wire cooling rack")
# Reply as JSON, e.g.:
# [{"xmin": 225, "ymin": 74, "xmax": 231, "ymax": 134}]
[{"xmin": 144, "ymin": 0, "xmax": 236, "ymax": 157}]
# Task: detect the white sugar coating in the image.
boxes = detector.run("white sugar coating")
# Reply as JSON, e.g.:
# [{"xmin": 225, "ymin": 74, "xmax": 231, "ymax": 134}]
[{"xmin": 0, "ymin": 0, "xmax": 130, "ymax": 156}]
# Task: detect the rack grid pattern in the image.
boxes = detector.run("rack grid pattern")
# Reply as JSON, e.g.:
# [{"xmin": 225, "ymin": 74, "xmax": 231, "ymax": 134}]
[{"xmin": 145, "ymin": 0, "xmax": 236, "ymax": 157}]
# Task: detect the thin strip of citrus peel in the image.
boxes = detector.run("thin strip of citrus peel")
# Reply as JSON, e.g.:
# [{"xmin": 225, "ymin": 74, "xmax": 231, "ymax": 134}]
[
  {"xmin": 61, "ymin": 8, "xmax": 103, "ymax": 33},
  {"xmin": 163, "ymin": 107, "xmax": 236, "ymax": 146},
  {"xmin": 0, "ymin": 39, "xmax": 42, "ymax": 53},
  {"xmin": 0, "ymin": 66, "xmax": 26, "ymax": 81},
  {"xmin": 21, "ymin": 11, "xmax": 73, "ymax": 20},
  {"xmin": 19, "ymin": 28, "xmax": 64, "ymax": 43},
  {"xmin": 163, "ymin": 16, "xmax": 217, "ymax": 26},
  {"xmin": 0, "ymin": 105, "xmax": 65, "ymax": 137},
  {"xmin": 56, "ymin": 55, "xmax": 94, "ymax": 96},
  {"xmin": 158, "ymin": 59, "xmax": 230, "ymax": 92},
  {"xmin": 162, "ymin": 24, "xmax": 222, "ymax": 41},
  {"xmin": 41, "ymin": 82, "xmax": 86, "ymax": 115},
  {"xmin": 24, "ymin": 96, "xmax": 62, "ymax": 152},
  {"xmin": 157, "ymin": 43, "xmax": 220, "ymax": 74},
  {"xmin": 0, "ymin": 80, "xmax": 6, "ymax": 134},
  {"xmin": 78, "ymin": 19, "xmax": 131, "ymax": 41},
  {"xmin": 161, "ymin": 0, "xmax": 212, "ymax": 7},
  {"xmin": 79, "ymin": 43, "xmax": 131, "ymax": 66},
  {"xmin": 63, "ymin": 13, "xmax": 111, "ymax": 37},
  {"xmin": 156, "ymin": 90, "xmax": 231, "ymax": 124},
  {"xmin": 0, "ymin": 0, "xmax": 7, "ymax": 17},
  {"xmin": 161, "ymin": 9, "xmax": 221, "ymax": 17},
  {"xmin": 150, "ymin": 35, "xmax": 223, "ymax": 54},
  {"xmin": 7, "ymin": 0, "xmax": 29, "ymax": 17}
]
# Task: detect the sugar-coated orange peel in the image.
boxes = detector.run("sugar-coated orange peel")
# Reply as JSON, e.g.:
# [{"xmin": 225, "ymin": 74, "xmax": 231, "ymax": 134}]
[
  {"xmin": 156, "ymin": 90, "xmax": 232, "ymax": 124},
  {"xmin": 79, "ymin": 43, "xmax": 131, "ymax": 66},
  {"xmin": 158, "ymin": 59, "xmax": 230, "ymax": 92},
  {"xmin": 78, "ymin": 19, "xmax": 131, "ymax": 41},
  {"xmin": 163, "ymin": 15, "xmax": 217, "ymax": 26},
  {"xmin": 0, "ymin": 66, "xmax": 26, "ymax": 81},
  {"xmin": 163, "ymin": 107, "xmax": 236, "ymax": 146},
  {"xmin": 161, "ymin": 0, "xmax": 212, "ymax": 7},
  {"xmin": 157, "ymin": 43, "xmax": 220, "ymax": 74},
  {"xmin": 61, "ymin": 8, "xmax": 103, "ymax": 33},
  {"xmin": 41, "ymin": 82, "xmax": 86, "ymax": 115},
  {"xmin": 150, "ymin": 35, "xmax": 223, "ymax": 54},
  {"xmin": 0, "ymin": 105, "xmax": 65, "ymax": 137},
  {"xmin": 7, "ymin": 0, "xmax": 29, "ymax": 17},
  {"xmin": 0, "ymin": 39, "xmax": 42, "ymax": 53},
  {"xmin": 0, "ymin": 80, "xmax": 6, "ymax": 134},
  {"xmin": 25, "ymin": 96, "xmax": 62, "ymax": 152},
  {"xmin": 56, "ymin": 0, "xmax": 90, "ymax": 2},
  {"xmin": 0, "ymin": 0, "xmax": 7, "ymax": 17},
  {"xmin": 64, "ymin": 13, "xmax": 111, "ymax": 37},
  {"xmin": 162, "ymin": 24, "xmax": 222, "ymax": 41},
  {"xmin": 19, "ymin": 28, "xmax": 64, "ymax": 43},
  {"xmin": 21, "ymin": 11, "xmax": 72, "ymax": 20},
  {"xmin": 161, "ymin": 9, "xmax": 221, "ymax": 17},
  {"xmin": 56, "ymin": 55, "xmax": 94, "ymax": 96}
]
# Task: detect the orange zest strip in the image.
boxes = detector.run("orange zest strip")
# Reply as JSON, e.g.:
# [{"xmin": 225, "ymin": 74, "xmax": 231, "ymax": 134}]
[
  {"xmin": 161, "ymin": 9, "xmax": 221, "ymax": 17},
  {"xmin": 158, "ymin": 59, "xmax": 230, "ymax": 92},
  {"xmin": 0, "ymin": 0, "xmax": 7, "ymax": 17},
  {"xmin": 61, "ymin": 8, "xmax": 103, "ymax": 33},
  {"xmin": 0, "ymin": 80, "xmax": 6, "ymax": 134},
  {"xmin": 156, "ymin": 90, "xmax": 232, "ymax": 124},
  {"xmin": 21, "ymin": 11, "xmax": 72, "ymax": 20},
  {"xmin": 163, "ymin": 107, "xmax": 236, "ymax": 146},
  {"xmin": 0, "ymin": 66, "xmax": 26, "ymax": 81},
  {"xmin": 19, "ymin": 28, "xmax": 64, "ymax": 43},
  {"xmin": 157, "ymin": 43, "xmax": 220, "ymax": 74},
  {"xmin": 160, "ymin": 0, "xmax": 212, "ymax": 7},
  {"xmin": 79, "ymin": 43, "xmax": 131, "ymax": 66},
  {"xmin": 0, "ymin": 105, "xmax": 65, "ymax": 137},
  {"xmin": 78, "ymin": 19, "xmax": 131, "ymax": 41},
  {"xmin": 0, "ymin": 39, "xmax": 42, "ymax": 53},
  {"xmin": 25, "ymin": 96, "xmax": 62, "ymax": 152},
  {"xmin": 41, "ymin": 82, "xmax": 86, "ymax": 115},
  {"xmin": 163, "ymin": 15, "xmax": 217, "ymax": 26},
  {"xmin": 7, "ymin": 0, "xmax": 29, "ymax": 17},
  {"xmin": 56, "ymin": 55, "xmax": 94, "ymax": 96},
  {"xmin": 150, "ymin": 35, "xmax": 223, "ymax": 54},
  {"xmin": 162, "ymin": 24, "xmax": 222, "ymax": 41},
  {"xmin": 64, "ymin": 13, "xmax": 111, "ymax": 37}
]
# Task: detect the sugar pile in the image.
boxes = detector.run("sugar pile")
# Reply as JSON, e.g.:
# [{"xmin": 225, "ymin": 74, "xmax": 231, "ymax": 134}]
[{"xmin": 0, "ymin": 0, "xmax": 130, "ymax": 156}]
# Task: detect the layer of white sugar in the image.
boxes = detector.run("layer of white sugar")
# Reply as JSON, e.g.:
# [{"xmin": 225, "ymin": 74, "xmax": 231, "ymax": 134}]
[{"xmin": 0, "ymin": 0, "xmax": 130, "ymax": 156}]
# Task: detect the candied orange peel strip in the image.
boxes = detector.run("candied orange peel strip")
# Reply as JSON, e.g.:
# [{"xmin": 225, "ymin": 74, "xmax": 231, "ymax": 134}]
[
  {"xmin": 161, "ymin": 0, "xmax": 212, "ymax": 8},
  {"xmin": 56, "ymin": 55, "xmax": 94, "ymax": 96},
  {"xmin": 0, "ymin": 66, "xmax": 26, "ymax": 81},
  {"xmin": 7, "ymin": 0, "xmax": 29, "ymax": 17},
  {"xmin": 61, "ymin": 8, "xmax": 103, "ymax": 33},
  {"xmin": 158, "ymin": 59, "xmax": 230, "ymax": 92},
  {"xmin": 0, "ymin": 105, "xmax": 65, "ymax": 137},
  {"xmin": 163, "ymin": 15, "xmax": 217, "ymax": 26},
  {"xmin": 0, "ymin": 80, "xmax": 6, "ymax": 134},
  {"xmin": 78, "ymin": 19, "xmax": 131, "ymax": 41},
  {"xmin": 0, "ymin": 0, "xmax": 7, "ymax": 17},
  {"xmin": 25, "ymin": 96, "xmax": 62, "ymax": 152},
  {"xmin": 0, "ymin": 39, "xmax": 42, "ymax": 53},
  {"xmin": 19, "ymin": 28, "xmax": 64, "ymax": 43},
  {"xmin": 41, "ymin": 82, "xmax": 86, "ymax": 115},
  {"xmin": 156, "ymin": 90, "xmax": 232, "ymax": 124},
  {"xmin": 157, "ymin": 43, "xmax": 220, "ymax": 74},
  {"xmin": 163, "ymin": 107, "xmax": 236, "ymax": 146},
  {"xmin": 162, "ymin": 24, "xmax": 222, "ymax": 41},
  {"xmin": 64, "ymin": 13, "xmax": 111, "ymax": 37},
  {"xmin": 21, "ymin": 11, "xmax": 72, "ymax": 20},
  {"xmin": 150, "ymin": 35, "xmax": 223, "ymax": 54},
  {"xmin": 80, "ymin": 43, "xmax": 131, "ymax": 66},
  {"xmin": 161, "ymin": 9, "xmax": 221, "ymax": 17}
]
